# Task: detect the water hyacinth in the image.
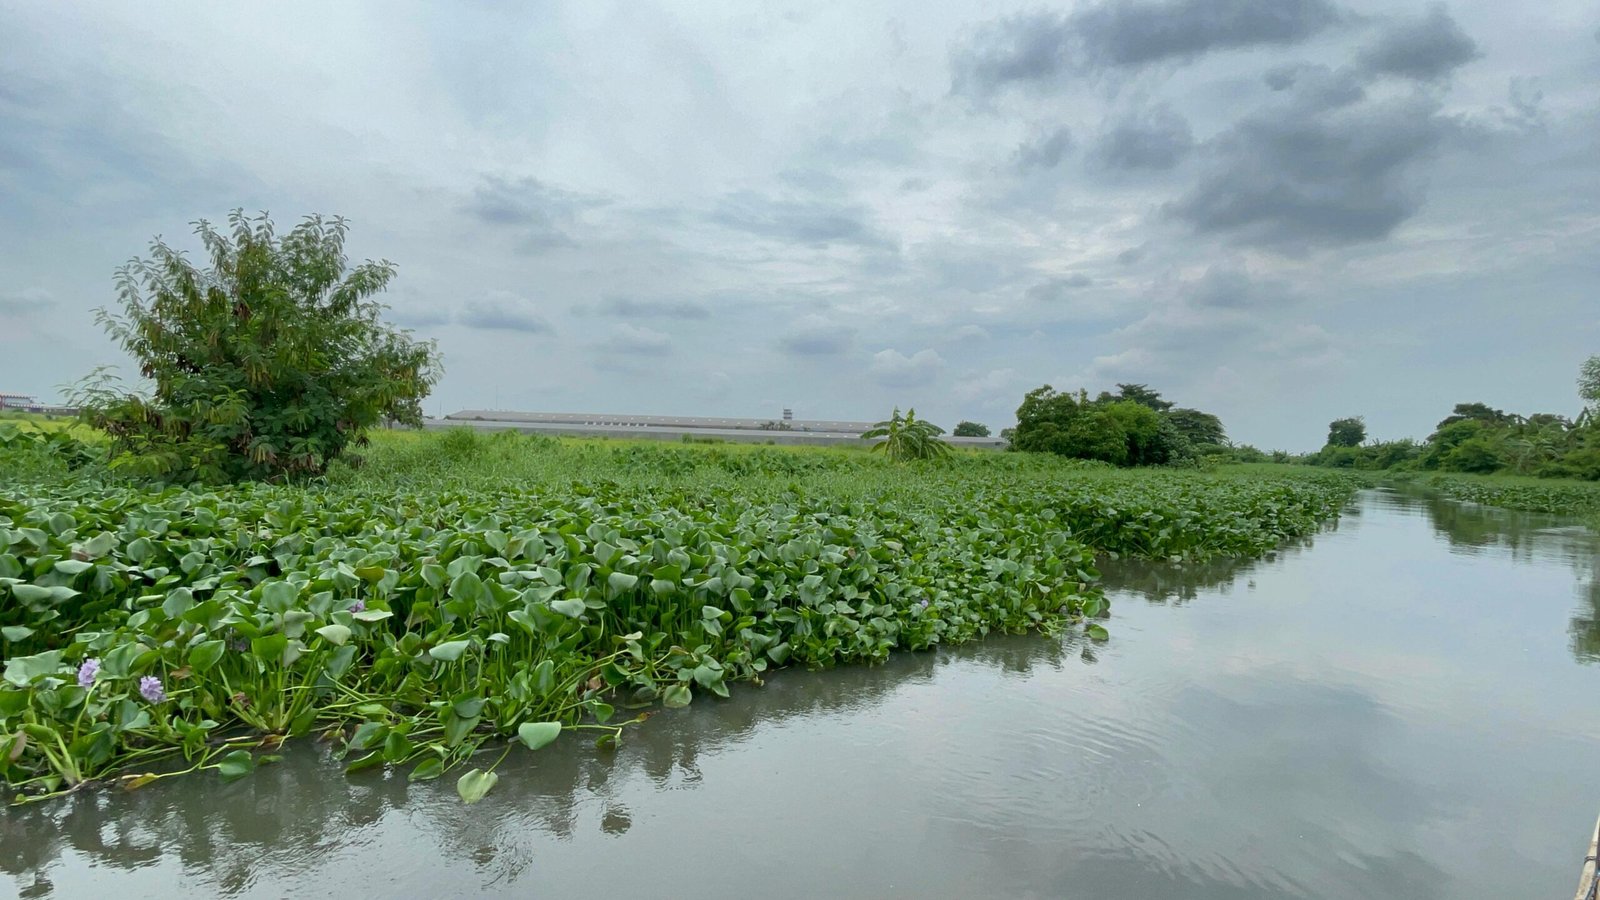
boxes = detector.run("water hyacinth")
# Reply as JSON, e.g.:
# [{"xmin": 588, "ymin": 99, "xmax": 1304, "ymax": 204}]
[
  {"xmin": 138, "ymin": 675, "xmax": 166, "ymax": 703},
  {"xmin": 0, "ymin": 431, "xmax": 1365, "ymax": 801}
]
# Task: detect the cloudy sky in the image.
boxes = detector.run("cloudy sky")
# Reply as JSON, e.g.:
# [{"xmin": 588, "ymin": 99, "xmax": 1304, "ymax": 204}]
[{"xmin": 0, "ymin": 1, "xmax": 1595, "ymax": 449}]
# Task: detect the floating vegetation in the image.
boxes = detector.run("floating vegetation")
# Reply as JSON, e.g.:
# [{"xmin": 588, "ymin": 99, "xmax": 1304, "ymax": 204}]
[
  {"xmin": 1422, "ymin": 474, "xmax": 1600, "ymax": 519},
  {"xmin": 0, "ymin": 434, "xmax": 1358, "ymax": 801}
]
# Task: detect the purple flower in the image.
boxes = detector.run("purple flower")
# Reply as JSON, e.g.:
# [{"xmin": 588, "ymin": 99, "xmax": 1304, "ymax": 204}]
[
  {"xmin": 919, "ymin": 599, "xmax": 929, "ymax": 609},
  {"xmin": 230, "ymin": 639, "xmax": 249, "ymax": 653},
  {"xmin": 77, "ymin": 658, "xmax": 100, "ymax": 688},
  {"xmin": 138, "ymin": 675, "xmax": 166, "ymax": 703},
  {"xmin": 348, "ymin": 599, "xmax": 366, "ymax": 613}
]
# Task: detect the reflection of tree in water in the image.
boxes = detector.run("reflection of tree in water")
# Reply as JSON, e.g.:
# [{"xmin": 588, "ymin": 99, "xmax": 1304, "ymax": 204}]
[
  {"xmin": 0, "ymin": 646, "xmax": 939, "ymax": 898},
  {"xmin": 1097, "ymin": 554, "xmax": 1260, "ymax": 605},
  {"xmin": 1397, "ymin": 487, "xmax": 1600, "ymax": 664}
]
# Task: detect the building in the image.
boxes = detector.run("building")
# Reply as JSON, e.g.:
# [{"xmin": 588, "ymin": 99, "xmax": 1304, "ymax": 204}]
[{"xmin": 0, "ymin": 393, "xmax": 39, "ymax": 411}]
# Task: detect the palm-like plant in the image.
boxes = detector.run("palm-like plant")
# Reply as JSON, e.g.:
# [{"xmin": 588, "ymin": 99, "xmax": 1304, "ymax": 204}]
[{"xmin": 863, "ymin": 407, "xmax": 950, "ymax": 461}]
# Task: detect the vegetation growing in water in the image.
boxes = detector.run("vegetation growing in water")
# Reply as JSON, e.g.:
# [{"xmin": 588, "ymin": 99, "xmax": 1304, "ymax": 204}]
[{"xmin": 0, "ymin": 431, "xmax": 1358, "ymax": 802}]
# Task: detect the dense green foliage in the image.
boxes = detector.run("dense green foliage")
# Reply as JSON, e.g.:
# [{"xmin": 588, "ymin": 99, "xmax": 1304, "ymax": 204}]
[
  {"xmin": 1419, "ymin": 473, "xmax": 1600, "ymax": 519},
  {"xmin": 75, "ymin": 212, "xmax": 441, "ymax": 483},
  {"xmin": 1306, "ymin": 359, "xmax": 1600, "ymax": 480},
  {"xmin": 1011, "ymin": 384, "xmax": 1221, "ymax": 467},
  {"xmin": 953, "ymin": 421, "xmax": 991, "ymax": 437},
  {"xmin": 862, "ymin": 408, "xmax": 949, "ymax": 461},
  {"xmin": 1326, "ymin": 417, "xmax": 1366, "ymax": 448},
  {"xmin": 0, "ymin": 431, "xmax": 1357, "ymax": 801}
]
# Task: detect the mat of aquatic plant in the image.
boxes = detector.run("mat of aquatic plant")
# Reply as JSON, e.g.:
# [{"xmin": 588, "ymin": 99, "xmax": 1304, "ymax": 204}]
[
  {"xmin": 1421, "ymin": 473, "xmax": 1600, "ymax": 518},
  {"xmin": 0, "ymin": 432, "xmax": 1359, "ymax": 802}
]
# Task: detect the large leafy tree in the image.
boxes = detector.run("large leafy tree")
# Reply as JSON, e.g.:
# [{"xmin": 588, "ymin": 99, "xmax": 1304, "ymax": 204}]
[
  {"xmin": 1326, "ymin": 417, "xmax": 1366, "ymax": 448},
  {"xmin": 952, "ymin": 420, "xmax": 991, "ymax": 437},
  {"xmin": 79, "ymin": 211, "xmax": 442, "ymax": 482},
  {"xmin": 1166, "ymin": 407, "xmax": 1227, "ymax": 447},
  {"xmin": 863, "ymin": 408, "xmax": 950, "ymax": 461}
]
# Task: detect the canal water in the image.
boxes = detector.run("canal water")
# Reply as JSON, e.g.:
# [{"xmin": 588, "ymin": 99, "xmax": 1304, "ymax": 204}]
[{"xmin": 5, "ymin": 488, "xmax": 1599, "ymax": 898}]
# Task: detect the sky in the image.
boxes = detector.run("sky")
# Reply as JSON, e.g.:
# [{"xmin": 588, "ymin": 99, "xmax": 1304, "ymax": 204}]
[{"xmin": 0, "ymin": 1, "xmax": 1595, "ymax": 450}]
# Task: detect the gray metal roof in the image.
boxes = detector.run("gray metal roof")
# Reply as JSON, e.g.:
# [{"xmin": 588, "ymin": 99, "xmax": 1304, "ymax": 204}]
[{"xmin": 446, "ymin": 409, "xmax": 882, "ymax": 434}]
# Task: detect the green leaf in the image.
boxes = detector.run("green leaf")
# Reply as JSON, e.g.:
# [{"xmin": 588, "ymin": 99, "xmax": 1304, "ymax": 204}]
[
  {"xmin": 352, "ymin": 609, "xmax": 393, "ymax": 623},
  {"xmin": 662, "ymin": 683, "xmax": 692, "ymax": 708},
  {"xmin": 261, "ymin": 581, "xmax": 299, "ymax": 611},
  {"xmin": 606, "ymin": 571, "xmax": 638, "ymax": 594},
  {"xmin": 456, "ymin": 767, "xmax": 498, "ymax": 804},
  {"xmin": 54, "ymin": 559, "xmax": 93, "ymax": 576},
  {"xmin": 217, "ymin": 750, "xmax": 255, "ymax": 781},
  {"xmin": 11, "ymin": 584, "xmax": 53, "ymax": 604},
  {"xmin": 428, "ymin": 640, "xmax": 471, "ymax": 662},
  {"xmin": 315, "ymin": 624, "xmax": 352, "ymax": 646},
  {"xmin": 1, "ymin": 626, "xmax": 34, "ymax": 642},
  {"xmin": 516, "ymin": 721, "xmax": 561, "ymax": 751},
  {"xmin": 4, "ymin": 650, "xmax": 64, "ymax": 686},
  {"xmin": 408, "ymin": 756, "xmax": 444, "ymax": 782},
  {"xmin": 162, "ymin": 588, "xmax": 195, "ymax": 620},
  {"xmin": 549, "ymin": 598, "xmax": 586, "ymax": 618},
  {"xmin": 188, "ymin": 640, "xmax": 226, "ymax": 673},
  {"xmin": 1087, "ymin": 624, "xmax": 1110, "ymax": 642}
]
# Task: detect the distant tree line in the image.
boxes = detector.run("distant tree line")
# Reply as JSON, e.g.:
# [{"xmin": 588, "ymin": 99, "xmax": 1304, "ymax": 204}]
[
  {"xmin": 1303, "ymin": 356, "xmax": 1600, "ymax": 480},
  {"xmin": 1006, "ymin": 383, "xmax": 1228, "ymax": 468}
]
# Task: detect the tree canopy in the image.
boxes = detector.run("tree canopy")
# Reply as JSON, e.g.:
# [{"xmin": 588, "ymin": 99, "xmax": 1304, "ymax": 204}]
[
  {"xmin": 1010, "ymin": 384, "xmax": 1206, "ymax": 467},
  {"xmin": 952, "ymin": 420, "xmax": 991, "ymax": 437},
  {"xmin": 77, "ymin": 211, "xmax": 442, "ymax": 482},
  {"xmin": 1326, "ymin": 417, "xmax": 1367, "ymax": 448}
]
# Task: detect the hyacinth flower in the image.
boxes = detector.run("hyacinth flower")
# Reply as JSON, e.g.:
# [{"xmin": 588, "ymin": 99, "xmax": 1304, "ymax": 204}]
[
  {"xmin": 77, "ymin": 658, "xmax": 100, "ymax": 689},
  {"xmin": 349, "ymin": 599, "xmax": 366, "ymax": 613},
  {"xmin": 138, "ymin": 675, "xmax": 166, "ymax": 703}
]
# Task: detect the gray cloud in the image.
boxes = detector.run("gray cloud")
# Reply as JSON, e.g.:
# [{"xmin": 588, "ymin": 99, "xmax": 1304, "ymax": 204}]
[
  {"xmin": 461, "ymin": 175, "xmax": 605, "ymax": 252},
  {"xmin": 604, "ymin": 322, "xmax": 672, "ymax": 356},
  {"xmin": 1357, "ymin": 5, "xmax": 1480, "ymax": 81},
  {"xmin": 710, "ymin": 191, "xmax": 896, "ymax": 250},
  {"xmin": 868, "ymin": 348, "xmax": 945, "ymax": 389},
  {"xmin": 1170, "ymin": 69, "xmax": 1455, "ymax": 248},
  {"xmin": 458, "ymin": 291, "xmax": 554, "ymax": 334},
  {"xmin": 778, "ymin": 314, "xmax": 855, "ymax": 356},
  {"xmin": 953, "ymin": 0, "xmax": 1343, "ymax": 94},
  {"xmin": 1014, "ymin": 126, "xmax": 1075, "ymax": 171},
  {"xmin": 587, "ymin": 295, "xmax": 712, "ymax": 320},
  {"xmin": 1028, "ymin": 274, "xmax": 1095, "ymax": 301},
  {"xmin": 1091, "ymin": 104, "xmax": 1195, "ymax": 170},
  {"xmin": 1187, "ymin": 266, "xmax": 1295, "ymax": 308},
  {"xmin": 0, "ymin": 287, "xmax": 52, "ymax": 315}
]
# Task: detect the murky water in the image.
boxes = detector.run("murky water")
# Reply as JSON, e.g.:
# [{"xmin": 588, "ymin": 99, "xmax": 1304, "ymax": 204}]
[{"xmin": 5, "ymin": 488, "xmax": 1599, "ymax": 899}]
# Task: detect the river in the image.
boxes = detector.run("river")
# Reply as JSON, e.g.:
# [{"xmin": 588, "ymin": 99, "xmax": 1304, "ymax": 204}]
[{"xmin": 5, "ymin": 487, "xmax": 1598, "ymax": 898}]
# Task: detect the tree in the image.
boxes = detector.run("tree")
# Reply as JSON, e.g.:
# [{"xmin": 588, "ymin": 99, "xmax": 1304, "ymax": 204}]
[
  {"xmin": 1434, "ymin": 402, "xmax": 1516, "ymax": 433},
  {"xmin": 1165, "ymin": 407, "xmax": 1226, "ymax": 447},
  {"xmin": 1098, "ymin": 383, "xmax": 1172, "ymax": 412},
  {"xmin": 1581, "ymin": 355, "xmax": 1600, "ymax": 411},
  {"xmin": 952, "ymin": 420, "xmax": 990, "ymax": 437},
  {"xmin": 863, "ymin": 407, "xmax": 950, "ymax": 461},
  {"xmin": 77, "ymin": 211, "xmax": 442, "ymax": 482},
  {"xmin": 1326, "ymin": 417, "xmax": 1366, "ymax": 448}
]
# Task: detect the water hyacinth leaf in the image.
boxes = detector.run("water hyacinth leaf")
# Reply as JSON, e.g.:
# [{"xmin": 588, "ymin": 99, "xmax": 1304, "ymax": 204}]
[
  {"xmin": 549, "ymin": 598, "xmax": 586, "ymax": 618},
  {"xmin": 1087, "ymin": 624, "xmax": 1110, "ymax": 642},
  {"xmin": 162, "ymin": 588, "xmax": 195, "ymax": 620},
  {"xmin": 662, "ymin": 684, "xmax": 692, "ymax": 708},
  {"xmin": 122, "ymin": 772, "xmax": 159, "ymax": 791},
  {"xmin": 354, "ymin": 565, "xmax": 386, "ymax": 584},
  {"xmin": 261, "ymin": 581, "xmax": 298, "ymax": 611},
  {"xmin": 408, "ymin": 757, "xmax": 444, "ymax": 782},
  {"xmin": 4, "ymin": 650, "xmax": 64, "ymax": 686},
  {"xmin": 1, "ymin": 626, "xmax": 33, "ymax": 642},
  {"xmin": 606, "ymin": 572, "xmax": 638, "ymax": 594},
  {"xmin": 54, "ymin": 559, "xmax": 93, "ymax": 576},
  {"xmin": 517, "ymin": 721, "xmax": 561, "ymax": 751},
  {"xmin": 217, "ymin": 750, "xmax": 255, "ymax": 781},
  {"xmin": 188, "ymin": 640, "xmax": 226, "ymax": 673},
  {"xmin": 351, "ymin": 609, "xmax": 393, "ymax": 623},
  {"xmin": 344, "ymin": 751, "xmax": 384, "ymax": 775},
  {"xmin": 429, "ymin": 640, "xmax": 471, "ymax": 663},
  {"xmin": 456, "ymin": 767, "xmax": 498, "ymax": 804},
  {"xmin": 11, "ymin": 584, "xmax": 53, "ymax": 604},
  {"xmin": 315, "ymin": 624, "xmax": 352, "ymax": 646}
]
